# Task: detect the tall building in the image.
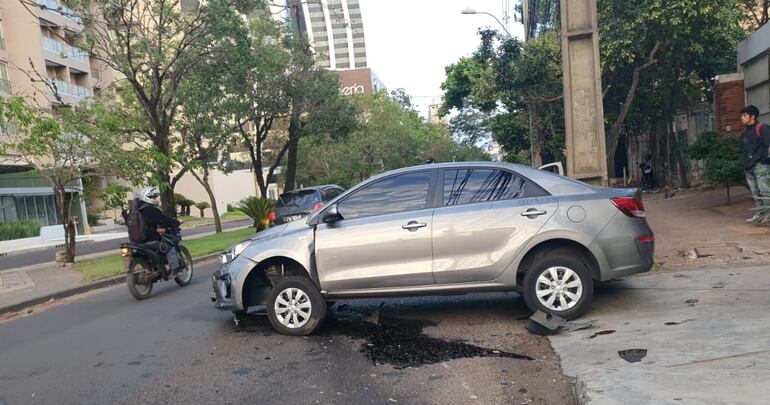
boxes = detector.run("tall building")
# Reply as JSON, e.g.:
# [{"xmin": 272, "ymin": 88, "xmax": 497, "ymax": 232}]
[
  {"xmin": 297, "ymin": 0, "xmax": 367, "ymax": 70},
  {"xmin": 0, "ymin": 0, "xmax": 112, "ymax": 232}
]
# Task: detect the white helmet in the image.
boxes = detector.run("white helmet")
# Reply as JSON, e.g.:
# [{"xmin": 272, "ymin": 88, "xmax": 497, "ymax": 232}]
[{"xmin": 139, "ymin": 187, "xmax": 160, "ymax": 206}]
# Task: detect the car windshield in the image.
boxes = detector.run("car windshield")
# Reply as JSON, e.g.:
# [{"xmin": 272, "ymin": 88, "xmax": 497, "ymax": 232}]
[{"xmin": 278, "ymin": 190, "xmax": 319, "ymax": 209}]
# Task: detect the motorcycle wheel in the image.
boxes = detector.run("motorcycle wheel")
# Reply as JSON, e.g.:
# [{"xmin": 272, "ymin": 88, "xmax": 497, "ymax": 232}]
[
  {"xmin": 174, "ymin": 246, "xmax": 194, "ymax": 287},
  {"xmin": 127, "ymin": 258, "xmax": 154, "ymax": 300}
]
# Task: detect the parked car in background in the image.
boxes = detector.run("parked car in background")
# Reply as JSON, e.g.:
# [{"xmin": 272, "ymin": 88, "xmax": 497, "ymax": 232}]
[
  {"xmin": 270, "ymin": 185, "xmax": 345, "ymax": 225},
  {"xmin": 214, "ymin": 162, "xmax": 654, "ymax": 335}
]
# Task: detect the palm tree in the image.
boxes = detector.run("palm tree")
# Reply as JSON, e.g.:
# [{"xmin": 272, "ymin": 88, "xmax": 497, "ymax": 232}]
[{"xmin": 236, "ymin": 197, "xmax": 276, "ymax": 231}]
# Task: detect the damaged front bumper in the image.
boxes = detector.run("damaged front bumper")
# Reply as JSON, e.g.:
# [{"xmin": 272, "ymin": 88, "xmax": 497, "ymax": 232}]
[{"xmin": 211, "ymin": 254, "xmax": 257, "ymax": 311}]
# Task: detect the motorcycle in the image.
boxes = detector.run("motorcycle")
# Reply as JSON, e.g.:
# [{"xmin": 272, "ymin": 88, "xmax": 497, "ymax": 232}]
[{"xmin": 120, "ymin": 227, "xmax": 193, "ymax": 300}]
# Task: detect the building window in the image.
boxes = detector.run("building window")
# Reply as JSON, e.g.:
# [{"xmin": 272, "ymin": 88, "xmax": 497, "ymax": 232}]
[
  {"xmin": 0, "ymin": 19, "xmax": 5, "ymax": 50},
  {"xmin": 0, "ymin": 194, "xmax": 66, "ymax": 225},
  {"xmin": 0, "ymin": 62, "xmax": 10, "ymax": 94}
]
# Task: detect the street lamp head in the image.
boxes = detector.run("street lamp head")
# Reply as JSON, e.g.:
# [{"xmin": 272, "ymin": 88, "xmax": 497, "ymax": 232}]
[{"xmin": 461, "ymin": 8, "xmax": 477, "ymax": 15}]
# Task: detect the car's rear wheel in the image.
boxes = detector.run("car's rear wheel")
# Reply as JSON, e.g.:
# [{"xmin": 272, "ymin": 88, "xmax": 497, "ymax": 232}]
[
  {"xmin": 266, "ymin": 276, "xmax": 327, "ymax": 336},
  {"xmin": 522, "ymin": 252, "xmax": 594, "ymax": 320}
]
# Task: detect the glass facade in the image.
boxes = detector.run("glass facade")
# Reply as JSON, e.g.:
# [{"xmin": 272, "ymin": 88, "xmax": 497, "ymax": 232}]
[{"xmin": 0, "ymin": 194, "xmax": 65, "ymax": 226}]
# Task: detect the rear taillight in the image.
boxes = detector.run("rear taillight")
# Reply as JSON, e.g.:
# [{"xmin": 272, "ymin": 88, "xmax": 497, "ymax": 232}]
[
  {"xmin": 268, "ymin": 211, "xmax": 276, "ymax": 222},
  {"xmin": 611, "ymin": 197, "xmax": 646, "ymax": 218},
  {"xmin": 637, "ymin": 236, "xmax": 654, "ymax": 243},
  {"xmin": 312, "ymin": 203, "xmax": 324, "ymax": 211}
]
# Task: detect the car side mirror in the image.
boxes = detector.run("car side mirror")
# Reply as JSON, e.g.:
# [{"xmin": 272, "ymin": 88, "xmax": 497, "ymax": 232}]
[{"xmin": 321, "ymin": 204, "xmax": 342, "ymax": 224}]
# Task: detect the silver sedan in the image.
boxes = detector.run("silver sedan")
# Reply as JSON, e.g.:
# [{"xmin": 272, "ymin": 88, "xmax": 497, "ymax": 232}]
[{"xmin": 213, "ymin": 162, "xmax": 654, "ymax": 335}]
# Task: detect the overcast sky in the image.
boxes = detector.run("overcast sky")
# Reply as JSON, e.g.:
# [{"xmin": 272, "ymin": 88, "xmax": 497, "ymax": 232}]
[{"xmin": 357, "ymin": 0, "xmax": 525, "ymax": 117}]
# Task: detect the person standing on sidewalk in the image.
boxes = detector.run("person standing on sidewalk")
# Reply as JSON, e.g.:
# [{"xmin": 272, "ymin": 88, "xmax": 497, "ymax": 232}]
[{"xmin": 740, "ymin": 105, "xmax": 770, "ymax": 223}]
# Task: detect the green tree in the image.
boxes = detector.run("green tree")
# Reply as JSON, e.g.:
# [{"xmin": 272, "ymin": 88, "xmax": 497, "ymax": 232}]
[
  {"xmin": 441, "ymin": 30, "xmax": 563, "ymax": 165},
  {"xmin": 0, "ymin": 97, "xmax": 146, "ymax": 262},
  {"xmin": 295, "ymin": 91, "xmax": 488, "ymax": 188},
  {"xmin": 236, "ymin": 196, "xmax": 276, "ymax": 231},
  {"xmin": 686, "ymin": 132, "xmax": 745, "ymax": 203},
  {"xmin": 194, "ymin": 201, "xmax": 211, "ymax": 218},
  {"xmin": 62, "ymin": 0, "xmax": 262, "ymax": 216}
]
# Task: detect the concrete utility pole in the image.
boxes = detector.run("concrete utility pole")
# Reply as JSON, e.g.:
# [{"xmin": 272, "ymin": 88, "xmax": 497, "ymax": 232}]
[{"xmin": 559, "ymin": 0, "xmax": 608, "ymax": 184}]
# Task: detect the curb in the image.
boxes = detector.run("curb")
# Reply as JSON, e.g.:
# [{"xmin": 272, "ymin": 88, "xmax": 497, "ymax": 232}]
[{"xmin": 0, "ymin": 252, "xmax": 222, "ymax": 316}]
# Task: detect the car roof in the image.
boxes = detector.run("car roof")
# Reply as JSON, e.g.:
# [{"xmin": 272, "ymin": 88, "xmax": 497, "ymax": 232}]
[
  {"xmin": 282, "ymin": 184, "xmax": 343, "ymax": 194},
  {"xmin": 361, "ymin": 161, "xmax": 596, "ymax": 196}
]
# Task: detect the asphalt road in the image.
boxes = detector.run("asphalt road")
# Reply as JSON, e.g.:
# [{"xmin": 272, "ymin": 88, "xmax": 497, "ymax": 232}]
[
  {"xmin": 0, "ymin": 261, "xmax": 575, "ymax": 405},
  {"xmin": 0, "ymin": 219, "xmax": 252, "ymax": 271}
]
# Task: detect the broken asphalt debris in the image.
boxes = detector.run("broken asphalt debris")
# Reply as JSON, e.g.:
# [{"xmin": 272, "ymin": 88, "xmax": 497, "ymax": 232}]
[
  {"xmin": 526, "ymin": 310, "xmax": 592, "ymax": 336},
  {"xmin": 618, "ymin": 349, "xmax": 647, "ymax": 363},
  {"xmin": 351, "ymin": 316, "xmax": 533, "ymax": 368},
  {"xmin": 684, "ymin": 299, "xmax": 699, "ymax": 307},
  {"xmin": 586, "ymin": 330, "xmax": 616, "ymax": 339},
  {"xmin": 664, "ymin": 319, "xmax": 695, "ymax": 326}
]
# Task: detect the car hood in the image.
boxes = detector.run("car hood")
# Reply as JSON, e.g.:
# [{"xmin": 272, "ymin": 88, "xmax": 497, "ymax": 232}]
[{"xmin": 246, "ymin": 217, "xmax": 309, "ymax": 242}]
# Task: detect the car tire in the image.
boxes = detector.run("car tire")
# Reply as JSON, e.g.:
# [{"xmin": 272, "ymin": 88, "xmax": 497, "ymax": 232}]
[
  {"xmin": 522, "ymin": 252, "xmax": 594, "ymax": 320},
  {"xmin": 266, "ymin": 276, "xmax": 327, "ymax": 336}
]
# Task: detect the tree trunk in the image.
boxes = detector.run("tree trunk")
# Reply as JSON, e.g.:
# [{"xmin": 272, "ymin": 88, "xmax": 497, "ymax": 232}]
[
  {"xmin": 54, "ymin": 186, "xmax": 76, "ymax": 263},
  {"xmin": 608, "ymin": 41, "xmax": 663, "ymax": 178},
  {"xmin": 726, "ymin": 184, "xmax": 731, "ymax": 204},
  {"xmin": 284, "ymin": 113, "xmax": 302, "ymax": 193},
  {"xmin": 670, "ymin": 121, "xmax": 690, "ymax": 188},
  {"xmin": 190, "ymin": 167, "xmax": 222, "ymax": 233},
  {"xmin": 158, "ymin": 172, "xmax": 176, "ymax": 217}
]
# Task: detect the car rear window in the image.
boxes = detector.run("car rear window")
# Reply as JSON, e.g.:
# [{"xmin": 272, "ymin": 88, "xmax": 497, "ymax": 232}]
[
  {"xmin": 443, "ymin": 169, "xmax": 528, "ymax": 206},
  {"xmin": 278, "ymin": 190, "xmax": 320, "ymax": 209}
]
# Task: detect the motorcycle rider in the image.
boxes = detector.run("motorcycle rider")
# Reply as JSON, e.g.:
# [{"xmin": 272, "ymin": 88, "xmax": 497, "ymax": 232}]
[{"xmin": 136, "ymin": 187, "xmax": 183, "ymax": 273}]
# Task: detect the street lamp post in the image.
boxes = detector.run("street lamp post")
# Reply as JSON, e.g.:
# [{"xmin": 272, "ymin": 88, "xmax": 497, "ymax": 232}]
[{"xmin": 461, "ymin": 8, "xmax": 514, "ymax": 38}]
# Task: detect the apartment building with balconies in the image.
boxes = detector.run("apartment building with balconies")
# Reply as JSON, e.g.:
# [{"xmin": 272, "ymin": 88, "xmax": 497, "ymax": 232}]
[{"xmin": 0, "ymin": 0, "xmax": 116, "ymax": 233}]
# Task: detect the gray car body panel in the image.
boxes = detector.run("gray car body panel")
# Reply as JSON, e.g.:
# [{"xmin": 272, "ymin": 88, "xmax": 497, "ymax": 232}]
[{"xmin": 214, "ymin": 162, "xmax": 654, "ymax": 311}]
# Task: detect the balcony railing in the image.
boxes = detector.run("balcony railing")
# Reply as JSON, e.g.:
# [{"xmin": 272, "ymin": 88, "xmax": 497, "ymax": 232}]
[
  {"xmin": 68, "ymin": 47, "xmax": 88, "ymax": 62},
  {"xmin": 49, "ymin": 78, "xmax": 70, "ymax": 96},
  {"xmin": 48, "ymin": 78, "xmax": 91, "ymax": 99},
  {"xmin": 42, "ymin": 37, "xmax": 65, "ymax": 54},
  {"xmin": 38, "ymin": 0, "xmax": 82, "ymax": 24},
  {"xmin": 0, "ymin": 79, "xmax": 10, "ymax": 94},
  {"xmin": 73, "ymin": 84, "xmax": 91, "ymax": 98}
]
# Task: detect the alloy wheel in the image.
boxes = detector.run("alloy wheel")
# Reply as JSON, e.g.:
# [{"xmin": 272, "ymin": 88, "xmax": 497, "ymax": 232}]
[
  {"xmin": 535, "ymin": 266, "xmax": 584, "ymax": 311},
  {"xmin": 274, "ymin": 287, "xmax": 312, "ymax": 328}
]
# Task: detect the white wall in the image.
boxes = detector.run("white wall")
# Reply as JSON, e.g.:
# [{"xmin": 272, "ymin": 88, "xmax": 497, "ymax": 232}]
[{"xmin": 175, "ymin": 169, "xmax": 280, "ymax": 218}]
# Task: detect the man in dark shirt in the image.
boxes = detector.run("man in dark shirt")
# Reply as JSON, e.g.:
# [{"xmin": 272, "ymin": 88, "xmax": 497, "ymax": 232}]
[
  {"xmin": 136, "ymin": 187, "xmax": 183, "ymax": 271},
  {"xmin": 740, "ymin": 105, "xmax": 770, "ymax": 223}
]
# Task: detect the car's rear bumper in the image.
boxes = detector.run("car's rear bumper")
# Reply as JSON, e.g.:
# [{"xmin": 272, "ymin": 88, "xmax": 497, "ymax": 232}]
[{"xmin": 594, "ymin": 215, "xmax": 655, "ymax": 281}]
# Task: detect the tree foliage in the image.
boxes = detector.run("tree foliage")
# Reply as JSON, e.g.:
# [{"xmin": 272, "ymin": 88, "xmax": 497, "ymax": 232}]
[
  {"xmin": 0, "ymin": 96, "xmax": 146, "ymax": 262},
  {"xmin": 296, "ymin": 91, "xmax": 488, "ymax": 189},
  {"xmin": 686, "ymin": 131, "xmax": 745, "ymax": 202}
]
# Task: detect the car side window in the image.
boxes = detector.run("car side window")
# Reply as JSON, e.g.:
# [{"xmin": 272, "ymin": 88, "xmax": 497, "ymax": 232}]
[
  {"xmin": 443, "ymin": 169, "xmax": 530, "ymax": 206},
  {"xmin": 338, "ymin": 172, "xmax": 432, "ymax": 220},
  {"xmin": 324, "ymin": 188, "xmax": 342, "ymax": 201}
]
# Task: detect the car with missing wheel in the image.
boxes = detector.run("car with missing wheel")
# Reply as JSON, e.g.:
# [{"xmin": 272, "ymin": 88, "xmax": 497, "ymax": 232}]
[{"xmin": 212, "ymin": 162, "xmax": 654, "ymax": 335}]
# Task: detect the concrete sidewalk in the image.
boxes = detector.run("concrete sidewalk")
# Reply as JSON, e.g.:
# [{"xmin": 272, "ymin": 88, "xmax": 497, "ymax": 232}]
[
  {"xmin": 550, "ymin": 266, "xmax": 770, "ymax": 405},
  {"xmin": 0, "ymin": 231, "xmax": 128, "ymax": 256}
]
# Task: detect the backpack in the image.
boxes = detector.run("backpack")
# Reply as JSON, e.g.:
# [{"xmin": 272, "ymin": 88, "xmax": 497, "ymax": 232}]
[
  {"xmin": 755, "ymin": 122, "xmax": 763, "ymax": 137},
  {"xmin": 126, "ymin": 203, "xmax": 149, "ymax": 243}
]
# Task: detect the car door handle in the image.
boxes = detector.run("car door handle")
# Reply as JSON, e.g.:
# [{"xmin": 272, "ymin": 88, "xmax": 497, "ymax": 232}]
[
  {"xmin": 402, "ymin": 222, "xmax": 427, "ymax": 230},
  {"xmin": 521, "ymin": 209, "xmax": 547, "ymax": 217}
]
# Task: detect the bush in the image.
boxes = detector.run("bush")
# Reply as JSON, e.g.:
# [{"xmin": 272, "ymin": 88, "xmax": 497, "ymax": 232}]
[
  {"xmin": 686, "ymin": 131, "xmax": 744, "ymax": 203},
  {"xmin": 87, "ymin": 212, "xmax": 101, "ymax": 227},
  {"xmin": 0, "ymin": 219, "xmax": 42, "ymax": 241},
  {"xmin": 236, "ymin": 196, "xmax": 276, "ymax": 231},
  {"xmin": 226, "ymin": 203, "xmax": 234, "ymax": 212}
]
